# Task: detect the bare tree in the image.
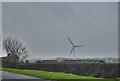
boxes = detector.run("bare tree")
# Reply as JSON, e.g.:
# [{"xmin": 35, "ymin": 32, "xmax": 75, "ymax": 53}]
[{"xmin": 3, "ymin": 37, "xmax": 28, "ymax": 63}]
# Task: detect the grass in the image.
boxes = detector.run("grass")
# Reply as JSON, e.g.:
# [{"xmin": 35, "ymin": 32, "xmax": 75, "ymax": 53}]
[{"xmin": 1, "ymin": 68, "xmax": 117, "ymax": 81}]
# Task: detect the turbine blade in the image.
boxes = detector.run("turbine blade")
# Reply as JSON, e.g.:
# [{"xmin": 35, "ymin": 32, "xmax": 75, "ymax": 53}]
[
  {"xmin": 76, "ymin": 45, "xmax": 85, "ymax": 47},
  {"xmin": 70, "ymin": 47, "xmax": 74, "ymax": 56},
  {"xmin": 67, "ymin": 36, "xmax": 74, "ymax": 46}
]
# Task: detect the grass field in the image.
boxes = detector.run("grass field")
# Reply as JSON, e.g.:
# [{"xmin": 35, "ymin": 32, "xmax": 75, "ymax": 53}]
[{"xmin": 1, "ymin": 68, "xmax": 117, "ymax": 81}]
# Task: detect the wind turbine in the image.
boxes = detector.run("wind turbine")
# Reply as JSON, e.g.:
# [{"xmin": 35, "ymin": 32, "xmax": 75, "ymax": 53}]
[{"xmin": 67, "ymin": 36, "xmax": 84, "ymax": 60}]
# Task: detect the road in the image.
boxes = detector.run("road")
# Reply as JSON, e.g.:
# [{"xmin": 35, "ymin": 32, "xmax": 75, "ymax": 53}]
[
  {"xmin": 0, "ymin": 71, "xmax": 51, "ymax": 81},
  {"xmin": 1, "ymin": 71, "xmax": 40, "ymax": 79}
]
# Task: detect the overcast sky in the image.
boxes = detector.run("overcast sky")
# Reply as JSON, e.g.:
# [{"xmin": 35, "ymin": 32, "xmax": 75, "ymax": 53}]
[
  {"xmin": 0, "ymin": 2, "xmax": 1, "ymax": 58},
  {"xmin": 2, "ymin": 2, "xmax": 118, "ymax": 60},
  {"xmin": 2, "ymin": 0, "xmax": 120, "ymax": 2}
]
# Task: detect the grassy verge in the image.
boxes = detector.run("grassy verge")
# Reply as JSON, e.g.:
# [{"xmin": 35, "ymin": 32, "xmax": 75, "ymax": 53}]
[{"xmin": 1, "ymin": 68, "xmax": 116, "ymax": 81}]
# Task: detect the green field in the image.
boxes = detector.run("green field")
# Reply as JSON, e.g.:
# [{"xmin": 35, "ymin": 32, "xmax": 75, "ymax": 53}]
[{"xmin": 1, "ymin": 68, "xmax": 117, "ymax": 81}]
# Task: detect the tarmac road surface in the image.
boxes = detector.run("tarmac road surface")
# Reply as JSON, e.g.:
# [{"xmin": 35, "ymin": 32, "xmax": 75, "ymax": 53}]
[{"xmin": 0, "ymin": 71, "xmax": 51, "ymax": 81}]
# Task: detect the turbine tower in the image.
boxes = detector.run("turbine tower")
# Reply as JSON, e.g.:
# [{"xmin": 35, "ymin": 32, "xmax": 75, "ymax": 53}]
[{"xmin": 67, "ymin": 36, "xmax": 84, "ymax": 60}]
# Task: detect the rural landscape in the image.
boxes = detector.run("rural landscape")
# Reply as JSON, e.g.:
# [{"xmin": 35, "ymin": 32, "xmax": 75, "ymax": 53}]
[
  {"xmin": 0, "ymin": 36, "xmax": 120, "ymax": 81},
  {"xmin": 1, "ymin": 2, "xmax": 120, "ymax": 81}
]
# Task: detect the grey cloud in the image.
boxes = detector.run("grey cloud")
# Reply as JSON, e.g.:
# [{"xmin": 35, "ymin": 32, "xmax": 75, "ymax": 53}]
[{"xmin": 2, "ymin": 2, "xmax": 118, "ymax": 59}]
